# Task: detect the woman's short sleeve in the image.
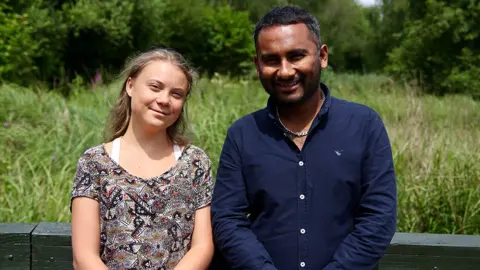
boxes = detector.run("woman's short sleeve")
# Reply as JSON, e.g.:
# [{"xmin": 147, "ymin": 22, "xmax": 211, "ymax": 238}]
[
  {"xmin": 193, "ymin": 155, "xmax": 215, "ymax": 210},
  {"xmin": 71, "ymin": 152, "xmax": 100, "ymax": 204}
]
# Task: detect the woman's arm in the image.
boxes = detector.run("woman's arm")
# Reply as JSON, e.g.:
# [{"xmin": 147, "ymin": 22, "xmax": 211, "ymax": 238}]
[
  {"xmin": 71, "ymin": 197, "xmax": 109, "ymax": 270},
  {"xmin": 174, "ymin": 206, "xmax": 214, "ymax": 270}
]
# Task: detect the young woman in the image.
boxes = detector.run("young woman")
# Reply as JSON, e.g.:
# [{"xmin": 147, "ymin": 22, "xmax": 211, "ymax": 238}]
[{"xmin": 70, "ymin": 48, "xmax": 214, "ymax": 269}]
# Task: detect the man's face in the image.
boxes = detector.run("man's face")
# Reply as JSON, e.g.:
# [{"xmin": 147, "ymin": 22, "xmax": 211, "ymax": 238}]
[{"xmin": 254, "ymin": 23, "xmax": 328, "ymax": 106}]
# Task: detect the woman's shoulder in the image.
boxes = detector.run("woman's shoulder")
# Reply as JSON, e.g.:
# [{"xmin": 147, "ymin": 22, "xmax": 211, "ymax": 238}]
[
  {"xmin": 76, "ymin": 144, "xmax": 107, "ymax": 164},
  {"xmin": 184, "ymin": 144, "xmax": 212, "ymax": 164}
]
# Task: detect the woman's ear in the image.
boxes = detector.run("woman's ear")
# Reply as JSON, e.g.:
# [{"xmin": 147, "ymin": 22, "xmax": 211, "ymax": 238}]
[{"xmin": 126, "ymin": 77, "xmax": 134, "ymax": 97}]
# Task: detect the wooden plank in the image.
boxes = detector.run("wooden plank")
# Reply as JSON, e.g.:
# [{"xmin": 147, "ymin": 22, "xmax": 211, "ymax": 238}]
[
  {"xmin": 0, "ymin": 223, "xmax": 38, "ymax": 245},
  {"xmin": 0, "ymin": 246, "xmax": 31, "ymax": 270},
  {"xmin": 379, "ymin": 254, "xmax": 480, "ymax": 270},
  {"xmin": 31, "ymin": 222, "xmax": 73, "ymax": 270},
  {"xmin": 2, "ymin": 222, "xmax": 480, "ymax": 270},
  {"xmin": 31, "ymin": 222, "xmax": 71, "ymax": 247},
  {"xmin": 386, "ymin": 232, "xmax": 480, "ymax": 257},
  {"xmin": 0, "ymin": 223, "xmax": 38, "ymax": 270},
  {"xmin": 379, "ymin": 232, "xmax": 480, "ymax": 270},
  {"xmin": 32, "ymin": 246, "xmax": 73, "ymax": 270},
  {"xmin": 30, "ymin": 260, "xmax": 73, "ymax": 270},
  {"xmin": 390, "ymin": 232, "xmax": 480, "ymax": 249},
  {"xmin": 32, "ymin": 245, "xmax": 72, "ymax": 262}
]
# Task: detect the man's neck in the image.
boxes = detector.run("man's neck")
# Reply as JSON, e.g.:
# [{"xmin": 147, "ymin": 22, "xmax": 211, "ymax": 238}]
[{"xmin": 277, "ymin": 90, "xmax": 324, "ymax": 133}]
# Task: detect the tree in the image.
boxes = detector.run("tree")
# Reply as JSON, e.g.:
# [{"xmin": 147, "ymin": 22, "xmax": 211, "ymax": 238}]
[{"xmin": 385, "ymin": 0, "xmax": 480, "ymax": 98}]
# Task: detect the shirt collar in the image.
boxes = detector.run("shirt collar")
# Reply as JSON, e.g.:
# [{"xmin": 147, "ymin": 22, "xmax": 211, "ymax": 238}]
[{"xmin": 266, "ymin": 82, "xmax": 332, "ymax": 120}]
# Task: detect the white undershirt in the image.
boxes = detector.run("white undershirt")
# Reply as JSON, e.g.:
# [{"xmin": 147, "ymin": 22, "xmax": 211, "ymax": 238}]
[{"xmin": 111, "ymin": 137, "xmax": 181, "ymax": 164}]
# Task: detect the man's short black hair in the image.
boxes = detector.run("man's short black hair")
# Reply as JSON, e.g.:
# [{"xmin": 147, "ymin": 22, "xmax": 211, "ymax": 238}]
[{"xmin": 254, "ymin": 6, "xmax": 321, "ymax": 50}]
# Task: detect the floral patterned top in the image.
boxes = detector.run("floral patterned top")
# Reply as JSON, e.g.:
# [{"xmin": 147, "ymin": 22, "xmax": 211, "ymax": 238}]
[{"xmin": 70, "ymin": 143, "xmax": 214, "ymax": 269}]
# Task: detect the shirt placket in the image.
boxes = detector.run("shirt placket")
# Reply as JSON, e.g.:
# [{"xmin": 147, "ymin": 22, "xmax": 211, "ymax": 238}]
[
  {"xmin": 297, "ymin": 116, "xmax": 322, "ymax": 270},
  {"xmin": 297, "ymin": 152, "xmax": 308, "ymax": 269}
]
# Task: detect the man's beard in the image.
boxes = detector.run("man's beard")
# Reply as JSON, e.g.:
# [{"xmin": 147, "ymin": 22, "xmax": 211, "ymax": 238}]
[{"xmin": 260, "ymin": 69, "xmax": 322, "ymax": 107}]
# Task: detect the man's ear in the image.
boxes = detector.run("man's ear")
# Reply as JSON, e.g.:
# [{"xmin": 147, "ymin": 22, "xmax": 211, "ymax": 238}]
[
  {"xmin": 254, "ymin": 55, "xmax": 260, "ymax": 78},
  {"xmin": 319, "ymin": 45, "xmax": 329, "ymax": 69}
]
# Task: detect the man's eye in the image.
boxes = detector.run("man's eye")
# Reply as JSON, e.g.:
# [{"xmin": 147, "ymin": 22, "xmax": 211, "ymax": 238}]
[
  {"xmin": 290, "ymin": 54, "xmax": 304, "ymax": 61},
  {"xmin": 263, "ymin": 58, "xmax": 278, "ymax": 64}
]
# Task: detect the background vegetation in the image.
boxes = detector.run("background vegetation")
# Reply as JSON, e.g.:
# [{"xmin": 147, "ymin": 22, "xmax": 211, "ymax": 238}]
[
  {"xmin": 1, "ymin": 0, "xmax": 479, "ymax": 97},
  {"xmin": 1, "ymin": 0, "xmax": 479, "ymax": 235}
]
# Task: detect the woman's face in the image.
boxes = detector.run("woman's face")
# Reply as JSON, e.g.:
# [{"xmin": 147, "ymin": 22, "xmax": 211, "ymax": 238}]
[{"xmin": 126, "ymin": 60, "xmax": 189, "ymax": 132}]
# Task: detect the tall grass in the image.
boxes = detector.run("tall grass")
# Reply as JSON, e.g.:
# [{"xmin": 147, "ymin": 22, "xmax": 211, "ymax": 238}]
[{"xmin": 1, "ymin": 73, "xmax": 479, "ymax": 235}]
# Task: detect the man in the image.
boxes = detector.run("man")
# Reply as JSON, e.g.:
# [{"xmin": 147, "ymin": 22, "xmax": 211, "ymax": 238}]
[{"xmin": 210, "ymin": 6, "xmax": 397, "ymax": 270}]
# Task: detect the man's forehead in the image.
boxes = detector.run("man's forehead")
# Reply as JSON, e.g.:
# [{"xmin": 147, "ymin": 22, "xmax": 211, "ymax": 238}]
[
  {"xmin": 257, "ymin": 23, "xmax": 316, "ymax": 54},
  {"xmin": 258, "ymin": 23, "xmax": 311, "ymax": 39}
]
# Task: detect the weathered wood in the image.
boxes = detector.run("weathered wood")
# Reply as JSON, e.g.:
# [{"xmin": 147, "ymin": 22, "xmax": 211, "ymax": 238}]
[
  {"xmin": 379, "ymin": 232, "xmax": 480, "ymax": 269},
  {"xmin": 2, "ymin": 222, "xmax": 480, "ymax": 270},
  {"xmin": 31, "ymin": 222, "xmax": 72, "ymax": 270},
  {"xmin": 380, "ymin": 254, "xmax": 480, "ymax": 269},
  {"xmin": 31, "ymin": 222, "xmax": 71, "ymax": 247},
  {"xmin": 0, "ymin": 223, "xmax": 38, "ymax": 270}
]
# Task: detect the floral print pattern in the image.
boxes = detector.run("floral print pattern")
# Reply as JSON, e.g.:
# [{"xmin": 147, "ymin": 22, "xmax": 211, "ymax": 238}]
[{"xmin": 71, "ymin": 143, "xmax": 214, "ymax": 269}]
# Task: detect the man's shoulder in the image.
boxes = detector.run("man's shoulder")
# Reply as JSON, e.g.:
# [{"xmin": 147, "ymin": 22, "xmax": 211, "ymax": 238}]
[
  {"xmin": 227, "ymin": 107, "xmax": 268, "ymax": 133},
  {"xmin": 330, "ymin": 96, "xmax": 382, "ymax": 120}
]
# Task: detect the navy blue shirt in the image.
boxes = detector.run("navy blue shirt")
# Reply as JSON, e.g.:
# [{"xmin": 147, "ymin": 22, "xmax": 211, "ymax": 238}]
[{"xmin": 210, "ymin": 83, "xmax": 397, "ymax": 270}]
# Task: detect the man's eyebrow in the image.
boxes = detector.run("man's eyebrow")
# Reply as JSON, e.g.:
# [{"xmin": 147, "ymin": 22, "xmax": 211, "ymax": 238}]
[
  {"xmin": 287, "ymin": 49, "xmax": 308, "ymax": 55},
  {"xmin": 260, "ymin": 49, "xmax": 309, "ymax": 58},
  {"xmin": 260, "ymin": 53, "xmax": 278, "ymax": 59}
]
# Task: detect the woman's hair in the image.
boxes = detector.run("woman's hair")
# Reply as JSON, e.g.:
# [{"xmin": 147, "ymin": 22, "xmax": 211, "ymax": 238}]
[{"xmin": 104, "ymin": 48, "xmax": 197, "ymax": 145}]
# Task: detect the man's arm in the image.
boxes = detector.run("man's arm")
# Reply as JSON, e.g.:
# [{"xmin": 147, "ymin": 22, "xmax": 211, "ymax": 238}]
[
  {"xmin": 211, "ymin": 126, "xmax": 278, "ymax": 270},
  {"xmin": 324, "ymin": 112, "xmax": 397, "ymax": 270}
]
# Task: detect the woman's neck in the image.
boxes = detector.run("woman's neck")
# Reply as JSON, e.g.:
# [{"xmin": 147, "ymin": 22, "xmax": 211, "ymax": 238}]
[{"xmin": 121, "ymin": 119, "xmax": 172, "ymax": 160}]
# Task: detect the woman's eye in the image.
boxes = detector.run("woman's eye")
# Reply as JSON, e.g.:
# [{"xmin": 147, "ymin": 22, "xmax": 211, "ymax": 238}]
[
  {"xmin": 172, "ymin": 92, "xmax": 183, "ymax": 98},
  {"xmin": 150, "ymin": 85, "xmax": 160, "ymax": 91}
]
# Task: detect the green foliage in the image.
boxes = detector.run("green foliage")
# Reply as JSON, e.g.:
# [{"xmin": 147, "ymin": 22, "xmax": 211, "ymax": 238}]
[
  {"xmin": 375, "ymin": 0, "xmax": 410, "ymax": 66},
  {"xmin": 26, "ymin": 4, "xmax": 69, "ymax": 86},
  {"xmin": 313, "ymin": 0, "xmax": 375, "ymax": 72},
  {"xmin": 0, "ymin": 0, "xmax": 258, "ymax": 91},
  {"xmin": 0, "ymin": 3, "xmax": 41, "ymax": 84},
  {"xmin": 1, "ymin": 0, "xmax": 480, "ymax": 98},
  {"xmin": 385, "ymin": 0, "xmax": 480, "ymax": 98},
  {"xmin": 200, "ymin": 4, "xmax": 255, "ymax": 75},
  {"xmin": 130, "ymin": 0, "xmax": 255, "ymax": 76},
  {"xmin": 68, "ymin": 0, "xmax": 133, "ymax": 43},
  {"xmin": 60, "ymin": 0, "xmax": 133, "ymax": 90},
  {"xmin": 131, "ymin": 0, "xmax": 206, "ymax": 55}
]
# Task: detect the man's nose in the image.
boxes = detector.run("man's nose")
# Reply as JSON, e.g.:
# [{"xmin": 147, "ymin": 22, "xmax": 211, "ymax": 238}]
[{"xmin": 277, "ymin": 60, "xmax": 295, "ymax": 79}]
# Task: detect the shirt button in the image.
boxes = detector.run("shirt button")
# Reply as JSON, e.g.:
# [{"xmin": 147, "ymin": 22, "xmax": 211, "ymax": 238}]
[
  {"xmin": 300, "ymin": 262, "xmax": 306, "ymax": 267},
  {"xmin": 299, "ymin": 194, "xmax": 305, "ymax": 200},
  {"xmin": 298, "ymin": 161, "xmax": 304, "ymax": 166},
  {"xmin": 300, "ymin": 228, "xmax": 306, "ymax": 234}
]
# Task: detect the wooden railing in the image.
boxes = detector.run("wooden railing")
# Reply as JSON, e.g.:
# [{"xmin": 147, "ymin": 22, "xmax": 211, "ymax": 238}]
[{"xmin": 1, "ymin": 222, "xmax": 480, "ymax": 269}]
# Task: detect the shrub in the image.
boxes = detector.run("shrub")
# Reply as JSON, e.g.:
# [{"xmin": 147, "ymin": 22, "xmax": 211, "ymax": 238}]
[
  {"xmin": 385, "ymin": 0, "xmax": 480, "ymax": 99},
  {"xmin": 0, "ymin": 0, "xmax": 259, "ymax": 91},
  {"xmin": 0, "ymin": 3, "xmax": 41, "ymax": 84}
]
